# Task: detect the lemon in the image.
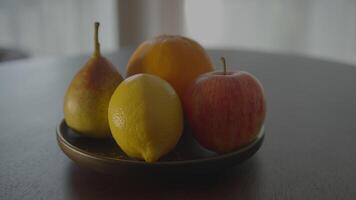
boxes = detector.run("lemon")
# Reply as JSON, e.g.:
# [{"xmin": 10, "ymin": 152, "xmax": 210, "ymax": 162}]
[{"xmin": 108, "ymin": 74, "xmax": 183, "ymax": 162}]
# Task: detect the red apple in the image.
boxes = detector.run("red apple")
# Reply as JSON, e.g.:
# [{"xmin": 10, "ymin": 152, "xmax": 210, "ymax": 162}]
[{"xmin": 183, "ymin": 57, "xmax": 266, "ymax": 153}]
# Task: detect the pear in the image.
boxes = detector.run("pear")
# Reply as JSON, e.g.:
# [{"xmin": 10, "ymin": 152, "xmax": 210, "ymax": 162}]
[{"xmin": 64, "ymin": 22, "xmax": 123, "ymax": 138}]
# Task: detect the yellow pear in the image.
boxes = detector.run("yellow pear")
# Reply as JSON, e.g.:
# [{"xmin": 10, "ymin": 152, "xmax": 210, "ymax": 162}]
[{"xmin": 64, "ymin": 22, "xmax": 123, "ymax": 138}]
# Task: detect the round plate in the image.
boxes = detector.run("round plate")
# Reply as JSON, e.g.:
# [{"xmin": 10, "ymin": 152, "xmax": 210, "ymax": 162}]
[{"xmin": 57, "ymin": 120, "xmax": 264, "ymax": 174}]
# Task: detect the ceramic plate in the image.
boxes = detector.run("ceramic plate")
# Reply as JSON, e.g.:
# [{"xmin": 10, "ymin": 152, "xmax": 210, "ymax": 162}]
[{"xmin": 56, "ymin": 120, "xmax": 264, "ymax": 174}]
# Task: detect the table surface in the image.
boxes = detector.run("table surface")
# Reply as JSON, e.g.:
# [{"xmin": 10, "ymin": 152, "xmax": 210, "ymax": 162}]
[{"xmin": 1, "ymin": 49, "xmax": 356, "ymax": 200}]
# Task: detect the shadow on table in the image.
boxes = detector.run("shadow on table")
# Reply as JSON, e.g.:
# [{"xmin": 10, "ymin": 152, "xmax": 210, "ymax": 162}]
[{"xmin": 65, "ymin": 157, "xmax": 262, "ymax": 199}]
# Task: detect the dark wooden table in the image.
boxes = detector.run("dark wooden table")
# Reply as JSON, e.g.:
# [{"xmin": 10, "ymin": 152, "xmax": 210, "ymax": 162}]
[{"xmin": 1, "ymin": 49, "xmax": 356, "ymax": 199}]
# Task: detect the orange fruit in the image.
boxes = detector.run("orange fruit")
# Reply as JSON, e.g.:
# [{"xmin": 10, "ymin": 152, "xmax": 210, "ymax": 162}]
[{"xmin": 126, "ymin": 35, "xmax": 213, "ymax": 98}]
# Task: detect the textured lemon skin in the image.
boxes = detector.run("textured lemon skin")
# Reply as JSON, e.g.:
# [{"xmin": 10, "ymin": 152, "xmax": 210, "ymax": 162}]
[
  {"xmin": 64, "ymin": 56, "xmax": 123, "ymax": 138},
  {"xmin": 108, "ymin": 74, "xmax": 183, "ymax": 162}
]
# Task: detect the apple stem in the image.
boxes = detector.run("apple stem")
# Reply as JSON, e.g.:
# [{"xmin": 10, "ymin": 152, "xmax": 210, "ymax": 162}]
[
  {"xmin": 221, "ymin": 57, "xmax": 227, "ymax": 75},
  {"xmin": 93, "ymin": 22, "xmax": 101, "ymax": 57}
]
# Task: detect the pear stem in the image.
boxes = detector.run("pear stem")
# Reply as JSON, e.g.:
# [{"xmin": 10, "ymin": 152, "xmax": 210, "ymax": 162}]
[
  {"xmin": 221, "ymin": 57, "xmax": 227, "ymax": 75},
  {"xmin": 93, "ymin": 22, "xmax": 101, "ymax": 57}
]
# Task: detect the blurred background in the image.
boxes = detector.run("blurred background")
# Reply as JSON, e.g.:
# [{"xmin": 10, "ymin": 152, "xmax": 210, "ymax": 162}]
[{"xmin": 1, "ymin": 0, "xmax": 356, "ymax": 65}]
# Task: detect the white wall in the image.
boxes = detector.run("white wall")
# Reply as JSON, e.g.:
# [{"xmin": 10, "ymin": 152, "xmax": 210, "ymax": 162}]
[
  {"xmin": 1, "ymin": 0, "xmax": 356, "ymax": 65},
  {"xmin": 184, "ymin": 0, "xmax": 356, "ymax": 65},
  {"xmin": 0, "ymin": 0, "xmax": 118, "ymax": 57},
  {"xmin": 306, "ymin": 0, "xmax": 356, "ymax": 65}
]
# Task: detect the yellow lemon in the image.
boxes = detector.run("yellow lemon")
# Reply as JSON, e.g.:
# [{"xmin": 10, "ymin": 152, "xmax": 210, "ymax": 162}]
[{"xmin": 108, "ymin": 74, "xmax": 183, "ymax": 162}]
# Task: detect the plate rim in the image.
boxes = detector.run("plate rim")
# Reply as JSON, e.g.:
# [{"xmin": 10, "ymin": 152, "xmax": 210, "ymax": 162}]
[{"xmin": 56, "ymin": 119, "xmax": 265, "ymax": 166}]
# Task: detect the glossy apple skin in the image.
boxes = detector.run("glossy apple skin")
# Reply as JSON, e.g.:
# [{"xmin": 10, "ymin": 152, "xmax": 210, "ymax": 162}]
[{"xmin": 183, "ymin": 71, "xmax": 266, "ymax": 153}]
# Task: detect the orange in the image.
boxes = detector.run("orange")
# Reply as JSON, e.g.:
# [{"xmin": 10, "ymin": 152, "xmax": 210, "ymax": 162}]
[{"xmin": 126, "ymin": 35, "xmax": 213, "ymax": 98}]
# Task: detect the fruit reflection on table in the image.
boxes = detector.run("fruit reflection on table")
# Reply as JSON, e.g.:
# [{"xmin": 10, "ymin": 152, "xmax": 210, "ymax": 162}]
[{"xmin": 63, "ymin": 22, "xmax": 266, "ymax": 163}]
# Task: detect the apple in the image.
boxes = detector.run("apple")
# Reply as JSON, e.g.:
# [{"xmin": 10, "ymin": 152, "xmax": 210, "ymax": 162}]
[{"xmin": 183, "ymin": 57, "xmax": 266, "ymax": 153}]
